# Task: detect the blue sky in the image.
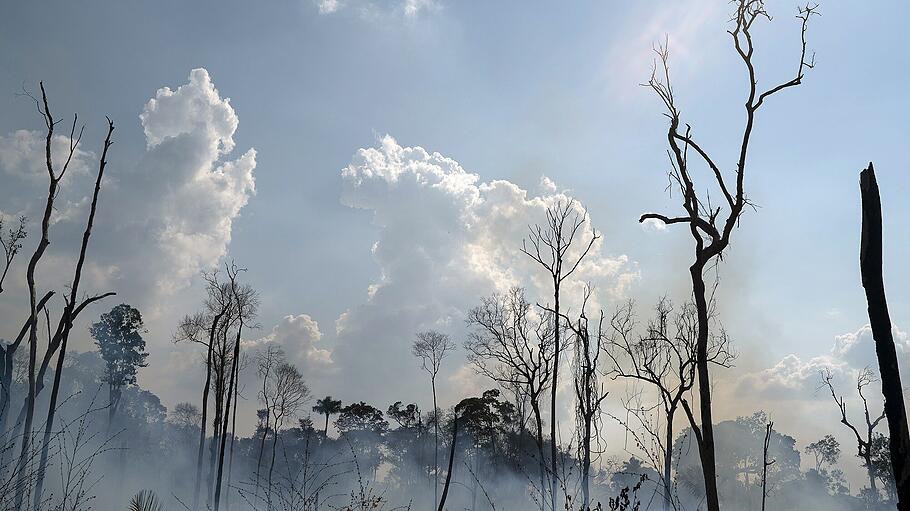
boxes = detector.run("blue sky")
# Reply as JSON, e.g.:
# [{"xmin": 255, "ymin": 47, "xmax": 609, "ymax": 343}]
[{"xmin": 2, "ymin": 0, "xmax": 909, "ymax": 480}]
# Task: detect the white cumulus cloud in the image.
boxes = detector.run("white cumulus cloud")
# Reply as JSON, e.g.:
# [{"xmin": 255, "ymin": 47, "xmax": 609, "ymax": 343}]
[
  {"xmin": 737, "ymin": 324, "xmax": 909, "ymax": 401},
  {"xmin": 246, "ymin": 314, "xmax": 334, "ymax": 375},
  {"xmin": 326, "ymin": 135, "xmax": 637, "ymax": 406}
]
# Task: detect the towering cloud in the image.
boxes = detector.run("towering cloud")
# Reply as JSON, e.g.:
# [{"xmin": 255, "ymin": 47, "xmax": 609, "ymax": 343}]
[
  {"xmin": 325, "ymin": 135, "xmax": 637, "ymax": 406},
  {"xmin": 127, "ymin": 68, "xmax": 257, "ymax": 295},
  {"xmin": 0, "ymin": 69, "xmax": 256, "ymax": 366}
]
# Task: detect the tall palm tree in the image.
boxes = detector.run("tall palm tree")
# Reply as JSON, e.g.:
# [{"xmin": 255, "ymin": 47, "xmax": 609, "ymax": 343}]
[{"xmin": 312, "ymin": 396, "xmax": 342, "ymax": 436}]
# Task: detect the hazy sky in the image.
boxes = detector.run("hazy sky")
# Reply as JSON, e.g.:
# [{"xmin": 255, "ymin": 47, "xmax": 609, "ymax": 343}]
[{"xmin": 2, "ymin": 0, "xmax": 909, "ymax": 483}]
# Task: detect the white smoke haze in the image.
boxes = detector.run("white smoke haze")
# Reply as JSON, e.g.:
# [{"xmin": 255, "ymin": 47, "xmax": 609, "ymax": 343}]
[{"xmin": 1, "ymin": 0, "xmax": 908, "ymax": 509}]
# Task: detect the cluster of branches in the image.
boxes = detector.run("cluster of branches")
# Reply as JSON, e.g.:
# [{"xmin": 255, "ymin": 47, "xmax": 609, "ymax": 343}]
[
  {"xmin": 0, "ymin": 82, "xmax": 117, "ymax": 510},
  {"xmin": 174, "ymin": 263, "xmax": 260, "ymax": 511},
  {"xmin": 637, "ymin": 2, "xmax": 818, "ymax": 509}
]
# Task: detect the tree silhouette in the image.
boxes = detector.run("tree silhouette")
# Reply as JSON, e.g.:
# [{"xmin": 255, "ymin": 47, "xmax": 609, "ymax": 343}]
[
  {"xmin": 465, "ymin": 286, "xmax": 554, "ymax": 509},
  {"xmin": 91, "ymin": 303, "xmax": 148, "ymax": 424},
  {"xmin": 859, "ymin": 163, "xmax": 910, "ymax": 507},
  {"xmin": 638, "ymin": 2, "xmax": 817, "ymax": 509},
  {"xmin": 412, "ymin": 329, "xmax": 455, "ymax": 509},
  {"xmin": 823, "ymin": 368, "xmax": 887, "ymax": 501},
  {"xmin": 522, "ymin": 198, "xmax": 598, "ymax": 510},
  {"xmin": 314, "ymin": 396, "xmax": 343, "ymax": 436}
]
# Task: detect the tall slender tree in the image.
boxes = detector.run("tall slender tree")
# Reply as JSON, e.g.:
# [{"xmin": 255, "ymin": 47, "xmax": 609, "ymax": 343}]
[
  {"xmin": 313, "ymin": 396, "xmax": 343, "ymax": 437},
  {"xmin": 173, "ymin": 270, "xmax": 233, "ymax": 511},
  {"xmin": 559, "ymin": 286, "xmax": 609, "ymax": 510},
  {"xmin": 465, "ymin": 287, "xmax": 554, "ymax": 509},
  {"xmin": 213, "ymin": 264, "xmax": 258, "ymax": 511},
  {"xmin": 606, "ymin": 298, "xmax": 733, "ymax": 511},
  {"xmin": 638, "ymin": 3, "xmax": 817, "ymax": 509},
  {"xmin": 91, "ymin": 304, "xmax": 148, "ymax": 425},
  {"xmin": 412, "ymin": 330, "xmax": 455, "ymax": 509},
  {"xmin": 522, "ymin": 199, "xmax": 597, "ymax": 509},
  {"xmin": 12, "ymin": 82, "xmax": 115, "ymax": 509},
  {"xmin": 32, "ymin": 114, "xmax": 115, "ymax": 510}
]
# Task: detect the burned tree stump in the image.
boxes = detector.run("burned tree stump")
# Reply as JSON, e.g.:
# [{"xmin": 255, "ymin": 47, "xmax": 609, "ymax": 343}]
[{"xmin": 860, "ymin": 162, "xmax": 910, "ymax": 509}]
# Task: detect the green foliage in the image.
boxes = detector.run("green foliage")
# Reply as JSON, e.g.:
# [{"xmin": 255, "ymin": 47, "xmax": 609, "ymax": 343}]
[
  {"xmin": 336, "ymin": 402, "xmax": 388, "ymax": 434},
  {"xmin": 806, "ymin": 434, "xmax": 841, "ymax": 471},
  {"xmin": 91, "ymin": 303, "xmax": 148, "ymax": 389},
  {"xmin": 457, "ymin": 388, "xmax": 516, "ymax": 448}
]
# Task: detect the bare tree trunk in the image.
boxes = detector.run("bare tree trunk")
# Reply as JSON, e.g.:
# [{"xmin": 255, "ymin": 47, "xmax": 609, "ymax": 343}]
[
  {"xmin": 550, "ymin": 279, "xmax": 560, "ymax": 511},
  {"xmin": 531, "ymin": 400, "xmax": 548, "ymax": 511},
  {"xmin": 437, "ymin": 406, "xmax": 460, "ymax": 511},
  {"xmin": 15, "ymin": 82, "xmax": 66, "ymax": 511},
  {"xmin": 32, "ymin": 117, "xmax": 114, "ymax": 510},
  {"xmin": 193, "ymin": 313, "xmax": 222, "ymax": 511},
  {"xmin": 0, "ymin": 293, "xmax": 52, "ymax": 477},
  {"xmin": 213, "ymin": 327, "xmax": 241, "ymax": 511},
  {"xmin": 255, "ymin": 410, "xmax": 269, "ymax": 496},
  {"xmin": 581, "ymin": 414, "xmax": 591, "ymax": 510},
  {"xmin": 226, "ymin": 368, "xmax": 240, "ymax": 511},
  {"xmin": 209, "ymin": 361, "xmax": 226, "ymax": 507},
  {"xmin": 859, "ymin": 163, "xmax": 910, "ymax": 509},
  {"xmin": 761, "ymin": 421, "xmax": 774, "ymax": 511},
  {"xmin": 691, "ymin": 263, "xmax": 720, "ymax": 511},
  {"xmin": 663, "ymin": 408, "xmax": 674, "ymax": 511},
  {"xmin": 267, "ymin": 416, "xmax": 281, "ymax": 507},
  {"xmin": 432, "ymin": 375, "xmax": 439, "ymax": 509}
]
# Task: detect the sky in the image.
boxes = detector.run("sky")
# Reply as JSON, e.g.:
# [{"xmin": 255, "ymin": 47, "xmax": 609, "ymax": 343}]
[{"xmin": 1, "ymin": 0, "xmax": 909, "ymax": 486}]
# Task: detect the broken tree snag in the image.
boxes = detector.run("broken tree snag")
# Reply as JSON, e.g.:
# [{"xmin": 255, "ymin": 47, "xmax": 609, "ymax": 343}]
[{"xmin": 859, "ymin": 162, "xmax": 910, "ymax": 509}]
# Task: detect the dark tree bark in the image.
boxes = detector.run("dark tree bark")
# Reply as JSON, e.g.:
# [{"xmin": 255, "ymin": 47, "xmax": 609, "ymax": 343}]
[
  {"xmin": 823, "ymin": 368, "xmax": 885, "ymax": 499},
  {"xmin": 860, "ymin": 163, "xmax": 910, "ymax": 509},
  {"xmin": 465, "ymin": 287, "xmax": 553, "ymax": 509},
  {"xmin": 558, "ymin": 287, "xmax": 608, "ymax": 510},
  {"xmin": 413, "ymin": 330, "xmax": 455, "ymax": 509},
  {"xmin": 437, "ymin": 402, "xmax": 462, "ymax": 511},
  {"xmin": 193, "ymin": 309, "xmax": 225, "ymax": 511},
  {"xmin": 639, "ymin": 4, "xmax": 817, "ymax": 509},
  {"xmin": 761, "ymin": 421, "xmax": 775, "ymax": 511},
  {"xmin": 0, "ymin": 291, "xmax": 52, "ymax": 467},
  {"xmin": 523, "ymin": 200, "xmax": 598, "ymax": 509},
  {"xmin": 32, "ymin": 117, "xmax": 114, "ymax": 509},
  {"xmin": 213, "ymin": 325, "xmax": 242, "ymax": 511},
  {"xmin": 14, "ymin": 83, "xmax": 87, "ymax": 510}
]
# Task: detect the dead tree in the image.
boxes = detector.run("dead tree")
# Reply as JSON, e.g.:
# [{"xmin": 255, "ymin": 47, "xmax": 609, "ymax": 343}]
[
  {"xmin": 0, "ymin": 291, "xmax": 51, "ymax": 472},
  {"xmin": 522, "ymin": 199, "xmax": 598, "ymax": 510},
  {"xmin": 263, "ymin": 361, "xmax": 309, "ymax": 506},
  {"xmin": 213, "ymin": 264, "xmax": 258, "ymax": 511},
  {"xmin": 32, "ymin": 116, "xmax": 115, "ymax": 510},
  {"xmin": 823, "ymin": 367, "xmax": 886, "ymax": 500},
  {"xmin": 437, "ymin": 400, "xmax": 466, "ymax": 511},
  {"xmin": 639, "ymin": 3, "xmax": 817, "ymax": 509},
  {"xmin": 11, "ymin": 82, "xmax": 120, "ymax": 509},
  {"xmin": 761, "ymin": 420, "xmax": 776, "ymax": 511},
  {"xmin": 859, "ymin": 162, "xmax": 910, "ymax": 508},
  {"xmin": 254, "ymin": 344, "xmax": 283, "ymax": 496},
  {"xmin": 0, "ymin": 215, "xmax": 26, "ymax": 295},
  {"xmin": 15, "ymin": 82, "xmax": 81, "ymax": 509},
  {"xmin": 465, "ymin": 287, "xmax": 554, "ymax": 509},
  {"xmin": 560, "ymin": 286, "xmax": 609, "ymax": 510},
  {"xmin": 412, "ymin": 329, "xmax": 455, "ymax": 509},
  {"xmin": 606, "ymin": 298, "xmax": 733, "ymax": 511},
  {"xmin": 174, "ymin": 270, "xmax": 234, "ymax": 511}
]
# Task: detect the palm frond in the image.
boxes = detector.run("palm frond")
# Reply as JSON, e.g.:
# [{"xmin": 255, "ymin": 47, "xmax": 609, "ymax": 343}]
[{"xmin": 128, "ymin": 489, "xmax": 163, "ymax": 511}]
